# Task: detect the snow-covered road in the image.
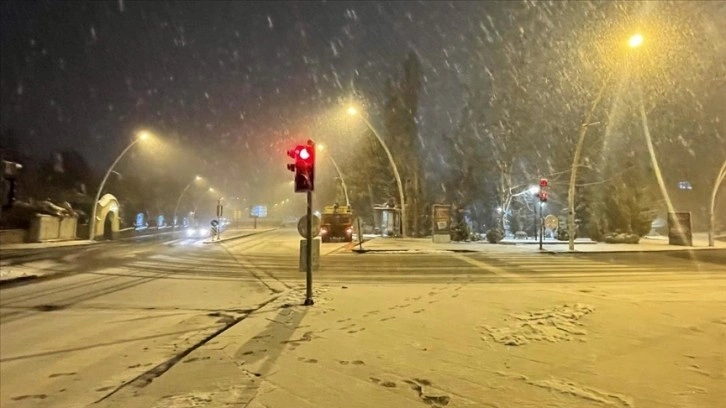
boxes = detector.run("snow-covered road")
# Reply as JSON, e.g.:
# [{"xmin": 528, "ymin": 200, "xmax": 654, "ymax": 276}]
[
  {"xmin": 0, "ymin": 229, "xmax": 337, "ymax": 408},
  {"xmin": 1, "ymin": 229, "xmax": 724, "ymax": 407}
]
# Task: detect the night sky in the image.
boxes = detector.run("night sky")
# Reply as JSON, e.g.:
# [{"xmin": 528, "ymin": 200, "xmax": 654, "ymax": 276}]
[
  {"xmin": 1, "ymin": 1, "xmax": 480, "ymax": 193},
  {"xmin": 2, "ymin": 1, "xmax": 725, "ymax": 205}
]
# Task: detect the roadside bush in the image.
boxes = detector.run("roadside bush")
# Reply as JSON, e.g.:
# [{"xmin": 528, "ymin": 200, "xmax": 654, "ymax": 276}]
[
  {"xmin": 450, "ymin": 222, "xmax": 469, "ymax": 242},
  {"xmin": 486, "ymin": 228, "xmax": 503, "ymax": 243},
  {"xmin": 603, "ymin": 232, "xmax": 640, "ymax": 244},
  {"xmin": 556, "ymin": 227, "xmax": 578, "ymax": 241}
]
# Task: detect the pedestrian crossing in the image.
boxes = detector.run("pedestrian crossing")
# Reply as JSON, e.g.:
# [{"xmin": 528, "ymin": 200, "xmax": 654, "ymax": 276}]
[
  {"xmin": 4, "ymin": 236, "xmax": 723, "ymax": 287},
  {"xmin": 223, "ymin": 249, "xmax": 726, "ymax": 284}
]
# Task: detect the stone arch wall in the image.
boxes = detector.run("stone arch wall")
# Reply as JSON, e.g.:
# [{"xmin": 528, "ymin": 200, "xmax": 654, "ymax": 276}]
[{"xmin": 95, "ymin": 193, "xmax": 120, "ymax": 239}]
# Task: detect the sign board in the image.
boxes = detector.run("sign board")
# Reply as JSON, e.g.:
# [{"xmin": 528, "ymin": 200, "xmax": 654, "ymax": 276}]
[
  {"xmin": 297, "ymin": 214, "xmax": 321, "ymax": 238},
  {"xmin": 432, "ymin": 204, "xmax": 452, "ymax": 243},
  {"xmin": 250, "ymin": 205, "xmax": 267, "ymax": 218},
  {"xmin": 210, "ymin": 219, "xmax": 219, "ymax": 227},
  {"xmin": 667, "ymin": 212, "xmax": 693, "ymax": 246},
  {"xmin": 432, "ymin": 205, "xmax": 452, "ymax": 234},
  {"xmin": 299, "ymin": 238, "xmax": 320, "ymax": 272}
]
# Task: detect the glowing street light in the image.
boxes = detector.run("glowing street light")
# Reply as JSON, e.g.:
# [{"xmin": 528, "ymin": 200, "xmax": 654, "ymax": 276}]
[
  {"xmin": 628, "ymin": 33, "xmax": 644, "ymax": 49},
  {"xmin": 89, "ymin": 130, "xmax": 152, "ymax": 240},
  {"xmin": 347, "ymin": 104, "xmax": 407, "ymax": 237}
]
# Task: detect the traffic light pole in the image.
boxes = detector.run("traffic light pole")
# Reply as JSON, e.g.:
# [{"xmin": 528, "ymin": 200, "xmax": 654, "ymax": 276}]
[
  {"xmin": 304, "ymin": 190, "xmax": 314, "ymax": 306},
  {"xmin": 539, "ymin": 202, "xmax": 544, "ymax": 250}
]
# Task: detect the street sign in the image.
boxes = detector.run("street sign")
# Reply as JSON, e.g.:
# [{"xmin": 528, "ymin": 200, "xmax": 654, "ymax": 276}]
[
  {"xmin": 432, "ymin": 204, "xmax": 452, "ymax": 243},
  {"xmin": 297, "ymin": 214, "xmax": 320, "ymax": 238},
  {"xmin": 250, "ymin": 205, "xmax": 267, "ymax": 218}
]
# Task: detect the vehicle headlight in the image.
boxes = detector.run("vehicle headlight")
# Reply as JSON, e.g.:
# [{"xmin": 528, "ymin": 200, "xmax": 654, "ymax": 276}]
[{"xmin": 187, "ymin": 228, "xmax": 196, "ymax": 237}]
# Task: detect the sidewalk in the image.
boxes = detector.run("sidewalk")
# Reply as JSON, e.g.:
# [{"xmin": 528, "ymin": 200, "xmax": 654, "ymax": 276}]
[
  {"xmin": 354, "ymin": 234, "xmax": 726, "ymax": 254},
  {"xmin": 96, "ymin": 279, "xmax": 725, "ymax": 408},
  {"xmin": 0, "ymin": 239, "xmax": 95, "ymax": 251},
  {"xmin": 0, "ymin": 228, "xmax": 188, "ymax": 251}
]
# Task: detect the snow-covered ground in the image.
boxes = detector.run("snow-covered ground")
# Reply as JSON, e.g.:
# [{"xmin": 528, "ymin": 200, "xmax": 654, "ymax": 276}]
[
  {"xmin": 96, "ymin": 274, "xmax": 726, "ymax": 408},
  {"xmin": 0, "ymin": 259, "xmax": 75, "ymax": 282}
]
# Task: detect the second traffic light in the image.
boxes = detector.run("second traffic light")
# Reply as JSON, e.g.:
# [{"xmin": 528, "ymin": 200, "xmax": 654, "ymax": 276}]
[{"xmin": 287, "ymin": 140, "xmax": 315, "ymax": 193}]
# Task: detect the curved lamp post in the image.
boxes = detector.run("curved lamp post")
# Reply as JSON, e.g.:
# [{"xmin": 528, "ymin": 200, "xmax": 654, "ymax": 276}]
[
  {"xmin": 709, "ymin": 159, "xmax": 726, "ymax": 247},
  {"xmin": 173, "ymin": 175, "xmax": 203, "ymax": 228},
  {"xmin": 567, "ymin": 33, "xmax": 643, "ymax": 251},
  {"xmin": 89, "ymin": 131, "xmax": 150, "ymax": 240},
  {"xmin": 192, "ymin": 187, "xmax": 215, "ymax": 215},
  {"xmin": 317, "ymin": 144, "xmax": 350, "ymax": 206},
  {"xmin": 347, "ymin": 106, "xmax": 407, "ymax": 237}
]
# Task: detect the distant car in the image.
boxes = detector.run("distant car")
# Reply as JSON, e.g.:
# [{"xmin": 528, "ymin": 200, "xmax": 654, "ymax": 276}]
[
  {"xmin": 186, "ymin": 226, "xmax": 210, "ymax": 238},
  {"xmin": 281, "ymin": 216, "xmax": 298, "ymax": 227}
]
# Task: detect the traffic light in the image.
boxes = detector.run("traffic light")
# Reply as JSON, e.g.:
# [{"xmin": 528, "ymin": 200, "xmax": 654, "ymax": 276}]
[
  {"xmin": 286, "ymin": 140, "xmax": 315, "ymax": 192},
  {"xmin": 538, "ymin": 178, "xmax": 549, "ymax": 202},
  {"xmin": 1, "ymin": 160, "xmax": 22, "ymax": 209}
]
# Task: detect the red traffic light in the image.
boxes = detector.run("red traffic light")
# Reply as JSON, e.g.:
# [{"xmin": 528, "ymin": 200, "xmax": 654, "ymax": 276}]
[
  {"xmin": 299, "ymin": 147, "xmax": 311, "ymax": 161},
  {"xmin": 285, "ymin": 142, "xmax": 316, "ymax": 192},
  {"xmin": 539, "ymin": 178, "xmax": 549, "ymax": 188}
]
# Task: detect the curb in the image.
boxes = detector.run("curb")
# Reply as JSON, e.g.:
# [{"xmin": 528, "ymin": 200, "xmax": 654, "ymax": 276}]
[
  {"xmin": 0, "ymin": 275, "xmax": 40, "ymax": 288},
  {"xmin": 548, "ymin": 247, "xmax": 726, "ymax": 255}
]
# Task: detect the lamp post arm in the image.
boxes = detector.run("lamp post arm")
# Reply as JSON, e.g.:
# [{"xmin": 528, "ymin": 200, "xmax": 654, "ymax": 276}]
[
  {"xmin": 173, "ymin": 181, "xmax": 195, "ymax": 228},
  {"xmin": 327, "ymin": 155, "xmax": 350, "ymax": 206},
  {"xmin": 359, "ymin": 115, "xmax": 407, "ymax": 237},
  {"xmin": 89, "ymin": 138, "xmax": 141, "ymax": 240},
  {"xmin": 709, "ymin": 159, "xmax": 726, "ymax": 247}
]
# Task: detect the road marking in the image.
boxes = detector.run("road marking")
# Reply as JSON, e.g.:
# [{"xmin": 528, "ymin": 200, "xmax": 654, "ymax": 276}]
[{"xmin": 452, "ymin": 254, "xmax": 523, "ymax": 279}]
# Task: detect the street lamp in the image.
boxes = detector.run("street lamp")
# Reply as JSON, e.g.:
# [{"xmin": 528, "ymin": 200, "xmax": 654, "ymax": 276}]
[
  {"xmin": 632, "ymin": 33, "xmax": 677, "ymax": 223},
  {"xmin": 347, "ymin": 105, "xmax": 407, "ymax": 237},
  {"xmin": 709, "ymin": 159, "xmax": 726, "ymax": 247},
  {"xmin": 89, "ymin": 130, "xmax": 151, "ymax": 240},
  {"xmin": 628, "ymin": 33, "xmax": 644, "ymax": 49},
  {"xmin": 567, "ymin": 33, "xmax": 644, "ymax": 250},
  {"xmin": 173, "ymin": 175, "xmax": 204, "ymax": 229},
  {"xmin": 317, "ymin": 144, "xmax": 350, "ymax": 206}
]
